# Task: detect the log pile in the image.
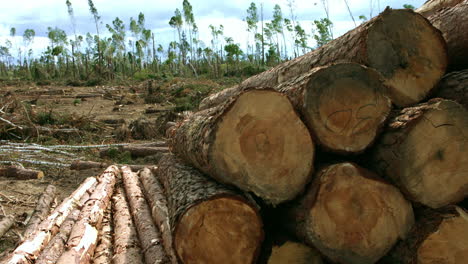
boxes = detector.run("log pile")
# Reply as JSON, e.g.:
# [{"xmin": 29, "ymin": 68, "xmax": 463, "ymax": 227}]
[{"xmin": 2, "ymin": 4, "xmax": 468, "ymax": 264}]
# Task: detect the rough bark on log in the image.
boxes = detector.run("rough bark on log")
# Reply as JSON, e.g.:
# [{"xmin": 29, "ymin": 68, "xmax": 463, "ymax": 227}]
[
  {"xmin": 157, "ymin": 154, "xmax": 264, "ymax": 264},
  {"xmin": 121, "ymin": 166, "xmax": 170, "ymax": 264},
  {"xmin": 0, "ymin": 166, "xmax": 44, "ymax": 180},
  {"xmin": 433, "ymin": 69, "xmax": 468, "ymax": 108},
  {"xmin": 381, "ymin": 206, "xmax": 468, "ymax": 264},
  {"xmin": 23, "ymin": 185, "xmax": 57, "ymax": 240},
  {"xmin": 92, "ymin": 203, "xmax": 113, "ymax": 264},
  {"xmin": 139, "ymin": 168, "xmax": 178, "ymax": 264},
  {"xmin": 416, "ymin": 0, "xmax": 463, "ymax": 16},
  {"xmin": 35, "ymin": 184, "xmax": 95, "ymax": 264},
  {"xmin": 200, "ymin": 8, "xmax": 447, "ymax": 108},
  {"xmin": 112, "ymin": 187, "xmax": 144, "ymax": 264},
  {"xmin": 5, "ymin": 177, "xmax": 97, "ymax": 264},
  {"xmin": 99, "ymin": 146, "xmax": 169, "ymax": 158},
  {"xmin": 420, "ymin": 0, "xmax": 468, "ymax": 71},
  {"xmin": 0, "ymin": 215, "xmax": 15, "ymax": 238},
  {"xmin": 56, "ymin": 166, "xmax": 118, "ymax": 264},
  {"xmin": 172, "ymin": 89, "xmax": 314, "ymax": 205},
  {"xmin": 372, "ymin": 99, "xmax": 468, "ymax": 208},
  {"xmin": 283, "ymin": 163, "xmax": 414, "ymax": 264}
]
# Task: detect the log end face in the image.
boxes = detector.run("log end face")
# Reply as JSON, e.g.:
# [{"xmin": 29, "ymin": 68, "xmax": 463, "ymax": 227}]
[
  {"xmin": 174, "ymin": 197, "xmax": 263, "ymax": 264},
  {"xmin": 307, "ymin": 163, "xmax": 414, "ymax": 264},
  {"xmin": 367, "ymin": 9, "xmax": 447, "ymax": 107},
  {"xmin": 212, "ymin": 90, "xmax": 314, "ymax": 204},
  {"xmin": 268, "ymin": 241, "xmax": 323, "ymax": 264},
  {"xmin": 303, "ymin": 63, "xmax": 391, "ymax": 154}
]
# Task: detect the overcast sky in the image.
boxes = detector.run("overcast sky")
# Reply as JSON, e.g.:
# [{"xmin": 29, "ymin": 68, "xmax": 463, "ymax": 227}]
[{"xmin": 0, "ymin": 0, "xmax": 426, "ymax": 56}]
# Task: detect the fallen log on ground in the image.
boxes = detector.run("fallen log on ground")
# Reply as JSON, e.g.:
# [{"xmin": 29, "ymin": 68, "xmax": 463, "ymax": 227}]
[
  {"xmin": 282, "ymin": 163, "xmax": 414, "ymax": 264},
  {"xmin": 433, "ymin": 69, "xmax": 468, "ymax": 108},
  {"xmin": 200, "ymin": 8, "xmax": 447, "ymax": 108},
  {"xmin": 92, "ymin": 203, "xmax": 113, "ymax": 264},
  {"xmin": 112, "ymin": 187, "xmax": 144, "ymax": 264},
  {"xmin": 157, "ymin": 154, "xmax": 264, "ymax": 264},
  {"xmin": 172, "ymin": 89, "xmax": 314, "ymax": 205},
  {"xmin": 121, "ymin": 166, "xmax": 170, "ymax": 264},
  {"xmin": 381, "ymin": 206, "xmax": 468, "ymax": 264},
  {"xmin": 99, "ymin": 146, "xmax": 169, "ymax": 158},
  {"xmin": 56, "ymin": 165, "xmax": 118, "ymax": 264},
  {"xmin": 420, "ymin": 0, "xmax": 468, "ymax": 71},
  {"xmin": 0, "ymin": 215, "xmax": 15, "ymax": 238},
  {"xmin": 35, "ymin": 183, "xmax": 96, "ymax": 264},
  {"xmin": 139, "ymin": 168, "xmax": 178, "ymax": 264},
  {"xmin": 372, "ymin": 99, "xmax": 468, "ymax": 208},
  {"xmin": 5, "ymin": 177, "xmax": 97, "ymax": 264},
  {"xmin": 0, "ymin": 166, "xmax": 44, "ymax": 180},
  {"xmin": 23, "ymin": 185, "xmax": 57, "ymax": 240}
]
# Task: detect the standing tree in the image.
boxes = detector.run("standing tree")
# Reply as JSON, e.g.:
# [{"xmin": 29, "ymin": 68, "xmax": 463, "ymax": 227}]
[
  {"xmin": 65, "ymin": 0, "xmax": 79, "ymax": 78},
  {"xmin": 87, "ymin": 0, "xmax": 102, "ymax": 73},
  {"xmin": 245, "ymin": 2, "xmax": 259, "ymax": 63},
  {"xmin": 313, "ymin": 18, "xmax": 333, "ymax": 48}
]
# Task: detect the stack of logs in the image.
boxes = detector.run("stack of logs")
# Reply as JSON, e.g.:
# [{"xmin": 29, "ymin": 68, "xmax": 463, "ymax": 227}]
[{"xmin": 2, "ymin": 2, "xmax": 468, "ymax": 264}]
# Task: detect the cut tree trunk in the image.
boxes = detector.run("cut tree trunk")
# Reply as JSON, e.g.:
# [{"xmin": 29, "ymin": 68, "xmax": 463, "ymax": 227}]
[
  {"xmin": 157, "ymin": 154, "xmax": 264, "ymax": 264},
  {"xmin": 381, "ymin": 206, "xmax": 468, "ymax": 264},
  {"xmin": 171, "ymin": 89, "xmax": 314, "ymax": 205},
  {"xmin": 56, "ymin": 166, "xmax": 118, "ymax": 264},
  {"xmin": 267, "ymin": 241, "xmax": 323, "ymax": 264},
  {"xmin": 70, "ymin": 160, "xmax": 155, "ymax": 173},
  {"xmin": 420, "ymin": 0, "xmax": 468, "ymax": 71},
  {"xmin": 206, "ymin": 63, "xmax": 391, "ymax": 154},
  {"xmin": 372, "ymin": 99, "xmax": 468, "ymax": 208},
  {"xmin": 121, "ymin": 166, "xmax": 170, "ymax": 264},
  {"xmin": 0, "ymin": 215, "xmax": 15, "ymax": 238},
  {"xmin": 35, "ymin": 184, "xmax": 95, "ymax": 264},
  {"xmin": 23, "ymin": 184, "xmax": 57, "ymax": 240},
  {"xmin": 99, "ymin": 146, "xmax": 169, "ymax": 158},
  {"xmin": 139, "ymin": 168, "xmax": 178, "ymax": 264},
  {"xmin": 92, "ymin": 203, "xmax": 113, "ymax": 264},
  {"xmin": 433, "ymin": 69, "xmax": 468, "ymax": 108},
  {"xmin": 282, "ymin": 162, "xmax": 414, "ymax": 264},
  {"xmin": 112, "ymin": 187, "xmax": 144, "ymax": 264},
  {"xmin": 5, "ymin": 177, "xmax": 97, "ymax": 264},
  {"xmin": 0, "ymin": 166, "xmax": 44, "ymax": 180},
  {"xmin": 416, "ymin": 0, "xmax": 463, "ymax": 16},
  {"xmin": 200, "ymin": 8, "xmax": 447, "ymax": 108}
]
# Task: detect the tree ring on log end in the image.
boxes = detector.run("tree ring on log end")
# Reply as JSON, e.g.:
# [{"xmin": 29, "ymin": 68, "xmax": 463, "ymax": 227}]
[
  {"xmin": 367, "ymin": 9, "xmax": 447, "ymax": 107},
  {"xmin": 212, "ymin": 89, "xmax": 314, "ymax": 204},
  {"xmin": 174, "ymin": 197, "xmax": 263, "ymax": 264},
  {"xmin": 303, "ymin": 63, "xmax": 391, "ymax": 154},
  {"xmin": 306, "ymin": 163, "xmax": 414, "ymax": 264}
]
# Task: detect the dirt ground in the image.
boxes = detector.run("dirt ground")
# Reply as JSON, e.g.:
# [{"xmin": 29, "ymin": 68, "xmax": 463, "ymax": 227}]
[{"xmin": 0, "ymin": 80, "xmax": 202, "ymax": 254}]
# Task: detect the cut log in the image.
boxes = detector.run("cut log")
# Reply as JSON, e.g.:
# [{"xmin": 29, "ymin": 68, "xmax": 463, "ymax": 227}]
[
  {"xmin": 433, "ymin": 69, "xmax": 468, "ymax": 108},
  {"xmin": 92, "ymin": 203, "xmax": 113, "ymax": 264},
  {"xmin": 112, "ymin": 187, "xmax": 144, "ymax": 264},
  {"xmin": 283, "ymin": 163, "xmax": 414, "ymax": 264},
  {"xmin": 5, "ymin": 177, "xmax": 97, "ymax": 264},
  {"xmin": 372, "ymin": 99, "xmax": 468, "ymax": 208},
  {"xmin": 0, "ymin": 215, "xmax": 15, "ymax": 238},
  {"xmin": 382, "ymin": 206, "xmax": 468, "ymax": 264},
  {"xmin": 421, "ymin": 0, "xmax": 468, "ymax": 71},
  {"xmin": 267, "ymin": 241, "xmax": 323, "ymax": 264},
  {"xmin": 35, "ymin": 184, "xmax": 95, "ymax": 264},
  {"xmin": 416, "ymin": 0, "xmax": 463, "ymax": 16},
  {"xmin": 56, "ymin": 166, "xmax": 118, "ymax": 264},
  {"xmin": 0, "ymin": 166, "xmax": 44, "ymax": 180},
  {"xmin": 99, "ymin": 146, "xmax": 169, "ymax": 158},
  {"xmin": 172, "ymin": 89, "xmax": 314, "ymax": 204},
  {"xmin": 200, "ymin": 8, "xmax": 447, "ymax": 108},
  {"xmin": 23, "ymin": 185, "xmax": 57, "ymax": 240},
  {"xmin": 157, "ymin": 154, "xmax": 264, "ymax": 264},
  {"xmin": 70, "ymin": 160, "xmax": 155, "ymax": 173},
  {"xmin": 121, "ymin": 166, "xmax": 170, "ymax": 264},
  {"xmin": 139, "ymin": 168, "xmax": 178, "ymax": 264}
]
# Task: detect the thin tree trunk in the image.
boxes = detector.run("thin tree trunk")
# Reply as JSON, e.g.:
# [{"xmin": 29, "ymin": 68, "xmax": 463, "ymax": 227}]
[
  {"xmin": 23, "ymin": 185, "xmax": 57, "ymax": 240},
  {"xmin": 92, "ymin": 203, "xmax": 113, "ymax": 264},
  {"xmin": 0, "ymin": 215, "xmax": 15, "ymax": 238}
]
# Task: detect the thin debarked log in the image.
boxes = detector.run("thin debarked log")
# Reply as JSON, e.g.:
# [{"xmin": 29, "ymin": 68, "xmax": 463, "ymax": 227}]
[
  {"xmin": 139, "ymin": 168, "xmax": 178, "ymax": 264},
  {"xmin": 70, "ymin": 160, "xmax": 156, "ymax": 173},
  {"xmin": 121, "ymin": 166, "xmax": 170, "ymax": 264},
  {"xmin": 56, "ymin": 165, "xmax": 118, "ymax": 264},
  {"xmin": 112, "ymin": 187, "xmax": 144, "ymax": 264},
  {"xmin": 5, "ymin": 177, "xmax": 97, "ymax": 264},
  {"xmin": 23, "ymin": 185, "xmax": 57, "ymax": 240},
  {"xmin": 0, "ymin": 215, "xmax": 15, "ymax": 238},
  {"xmin": 157, "ymin": 154, "xmax": 264, "ymax": 264},
  {"xmin": 92, "ymin": 203, "xmax": 113, "ymax": 264}
]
